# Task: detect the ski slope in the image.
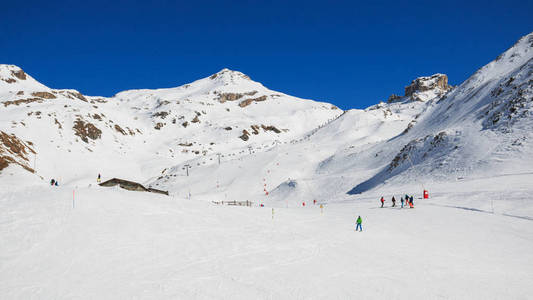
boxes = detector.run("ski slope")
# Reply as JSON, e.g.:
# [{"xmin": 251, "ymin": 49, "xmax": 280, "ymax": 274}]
[{"xmin": 1, "ymin": 176, "xmax": 532, "ymax": 299}]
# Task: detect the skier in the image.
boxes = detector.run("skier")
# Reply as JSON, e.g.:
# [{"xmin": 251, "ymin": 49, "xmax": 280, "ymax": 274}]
[
  {"xmin": 392, "ymin": 196, "xmax": 396, "ymax": 207},
  {"xmin": 55, "ymin": 180, "xmax": 59, "ymax": 186},
  {"xmin": 400, "ymin": 197, "xmax": 404, "ymax": 208},
  {"xmin": 410, "ymin": 196, "xmax": 414, "ymax": 206},
  {"xmin": 380, "ymin": 197, "xmax": 385, "ymax": 208},
  {"xmin": 50, "ymin": 179, "xmax": 55, "ymax": 186},
  {"xmin": 97, "ymin": 173, "xmax": 101, "ymax": 183},
  {"xmin": 355, "ymin": 216, "xmax": 363, "ymax": 232}
]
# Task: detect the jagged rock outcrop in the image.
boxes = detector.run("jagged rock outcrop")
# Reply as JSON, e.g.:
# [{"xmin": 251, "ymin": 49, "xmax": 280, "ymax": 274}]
[
  {"xmin": 73, "ymin": 119, "xmax": 102, "ymax": 143},
  {"xmin": 404, "ymin": 74, "xmax": 451, "ymax": 101},
  {"xmin": 0, "ymin": 131, "xmax": 35, "ymax": 172},
  {"xmin": 386, "ymin": 94, "xmax": 402, "ymax": 103},
  {"xmin": 482, "ymin": 59, "xmax": 533, "ymax": 132},
  {"xmin": 405, "ymin": 74, "xmax": 450, "ymax": 96},
  {"xmin": 31, "ymin": 92, "xmax": 56, "ymax": 99},
  {"xmin": 217, "ymin": 91, "xmax": 258, "ymax": 103},
  {"xmin": 239, "ymin": 95, "xmax": 267, "ymax": 107},
  {"xmin": 11, "ymin": 69, "xmax": 26, "ymax": 80}
]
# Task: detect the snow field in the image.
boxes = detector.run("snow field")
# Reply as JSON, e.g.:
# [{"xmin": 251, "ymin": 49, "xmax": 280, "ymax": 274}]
[{"xmin": 1, "ymin": 180, "xmax": 532, "ymax": 299}]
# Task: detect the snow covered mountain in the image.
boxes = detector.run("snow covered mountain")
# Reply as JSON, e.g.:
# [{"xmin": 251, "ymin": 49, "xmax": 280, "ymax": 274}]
[
  {"xmin": 0, "ymin": 66, "xmax": 341, "ymax": 184},
  {"xmin": 144, "ymin": 32, "xmax": 532, "ymax": 205},
  {"xmin": 347, "ymin": 31, "xmax": 533, "ymax": 194},
  {"xmin": 1, "ymin": 32, "xmax": 532, "ymax": 202}
]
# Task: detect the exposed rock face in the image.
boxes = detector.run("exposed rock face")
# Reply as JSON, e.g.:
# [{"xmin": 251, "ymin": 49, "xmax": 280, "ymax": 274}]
[
  {"xmin": 0, "ymin": 131, "xmax": 35, "ymax": 172},
  {"xmin": 210, "ymin": 68, "xmax": 251, "ymax": 81},
  {"xmin": 217, "ymin": 91, "xmax": 257, "ymax": 103},
  {"xmin": 482, "ymin": 62, "xmax": 533, "ymax": 132},
  {"xmin": 114, "ymin": 124, "xmax": 126, "ymax": 135},
  {"xmin": 152, "ymin": 111, "xmax": 170, "ymax": 119},
  {"xmin": 251, "ymin": 125, "xmax": 260, "ymax": 135},
  {"xmin": 11, "ymin": 69, "xmax": 26, "ymax": 80},
  {"xmin": 260, "ymin": 125, "xmax": 279, "ymax": 133},
  {"xmin": 3, "ymin": 98, "xmax": 42, "ymax": 107},
  {"xmin": 66, "ymin": 91, "xmax": 87, "ymax": 102},
  {"xmin": 73, "ymin": 119, "xmax": 102, "ymax": 143},
  {"xmin": 239, "ymin": 95, "xmax": 267, "ymax": 107},
  {"xmin": 54, "ymin": 118, "xmax": 63, "ymax": 129},
  {"xmin": 31, "ymin": 92, "xmax": 57, "ymax": 99},
  {"xmin": 218, "ymin": 93, "xmax": 243, "ymax": 102},
  {"xmin": 405, "ymin": 74, "xmax": 451, "ymax": 98},
  {"xmin": 236, "ymin": 124, "xmax": 283, "ymax": 141},
  {"xmin": 388, "ymin": 131, "xmax": 450, "ymax": 171},
  {"xmin": 2, "ymin": 78, "xmax": 16, "ymax": 84},
  {"xmin": 387, "ymin": 94, "xmax": 402, "ymax": 103}
]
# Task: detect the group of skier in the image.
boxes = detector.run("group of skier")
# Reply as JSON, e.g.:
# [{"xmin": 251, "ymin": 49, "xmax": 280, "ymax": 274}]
[
  {"xmin": 355, "ymin": 194, "xmax": 417, "ymax": 231},
  {"xmin": 380, "ymin": 195, "xmax": 414, "ymax": 208}
]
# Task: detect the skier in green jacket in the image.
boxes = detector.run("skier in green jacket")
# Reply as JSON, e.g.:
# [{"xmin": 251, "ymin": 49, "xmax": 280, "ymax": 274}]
[{"xmin": 355, "ymin": 216, "xmax": 363, "ymax": 232}]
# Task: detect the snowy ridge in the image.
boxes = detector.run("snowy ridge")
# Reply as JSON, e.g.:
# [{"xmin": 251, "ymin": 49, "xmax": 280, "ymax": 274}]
[
  {"xmin": 145, "ymin": 32, "xmax": 533, "ymax": 203},
  {"xmin": 0, "ymin": 65, "xmax": 50, "ymax": 92},
  {"xmin": 346, "ymin": 32, "xmax": 533, "ymax": 193},
  {"xmin": 0, "ymin": 67, "xmax": 342, "ymax": 185}
]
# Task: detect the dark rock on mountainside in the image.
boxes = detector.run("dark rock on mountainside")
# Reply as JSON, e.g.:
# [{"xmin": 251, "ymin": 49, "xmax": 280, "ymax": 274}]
[
  {"xmin": 0, "ymin": 131, "xmax": 35, "ymax": 172},
  {"xmin": 73, "ymin": 119, "xmax": 102, "ymax": 143},
  {"xmin": 405, "ymin": 74, "xmax": 451, "ymax": 97}
]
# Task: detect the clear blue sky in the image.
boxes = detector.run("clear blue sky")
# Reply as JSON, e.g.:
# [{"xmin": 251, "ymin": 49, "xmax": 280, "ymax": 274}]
[{"xmin": 2, "ymin": 0, "xmax": 532, "ymax": 109}]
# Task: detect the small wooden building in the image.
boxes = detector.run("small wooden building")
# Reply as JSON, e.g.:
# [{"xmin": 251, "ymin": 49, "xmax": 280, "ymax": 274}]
[{"xmin": 99, "ymin": 178, "xmax": 169, "ymax": 195}]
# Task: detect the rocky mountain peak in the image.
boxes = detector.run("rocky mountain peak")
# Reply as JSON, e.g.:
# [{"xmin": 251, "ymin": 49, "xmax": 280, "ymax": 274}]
[
  {"xmin": 0, "ymin": 65, "xmax": 28, "ymax": 84},
  {"xmin": 403, "ymin": 74, "xmax": 451, "ymax": 102},
  {"xmin": 209, "ymin": 68, "xmax": 252, "ymax": 83},
  {"xmin": 405, "ymin": 74, "xmax": 450, "ymax": 97},
  {"xmin": 384, "ymin": 74, "xmax": 451, "ymax": 104},
  {"xmin": 0, "ymin": 64, "xmax": 49, "ymax": 93}
]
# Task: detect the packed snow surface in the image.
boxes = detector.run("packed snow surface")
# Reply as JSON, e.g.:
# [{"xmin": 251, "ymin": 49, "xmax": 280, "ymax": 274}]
[{"xmin": 1, "ymin": 176, "xmax": 532, "ymax": 299}]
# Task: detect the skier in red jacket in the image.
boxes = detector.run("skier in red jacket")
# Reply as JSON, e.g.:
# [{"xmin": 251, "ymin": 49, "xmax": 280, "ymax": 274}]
[{"xmin": 380, "ymin": 197, "xmax": 385, "ymax": 208}]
